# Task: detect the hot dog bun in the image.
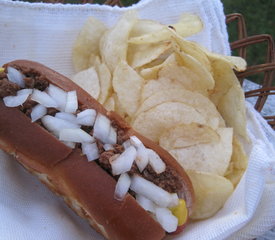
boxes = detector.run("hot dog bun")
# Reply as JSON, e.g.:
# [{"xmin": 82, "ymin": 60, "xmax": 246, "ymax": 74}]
[{"xmin": 0, "ymin": 60, "xmax": 194, "ymax": 240}]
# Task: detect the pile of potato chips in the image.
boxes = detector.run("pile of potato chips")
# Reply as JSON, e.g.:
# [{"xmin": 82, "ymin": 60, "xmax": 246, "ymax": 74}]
[{"xmin": 71, "ymin": 11, "xmax": 248, "ymax": 220}]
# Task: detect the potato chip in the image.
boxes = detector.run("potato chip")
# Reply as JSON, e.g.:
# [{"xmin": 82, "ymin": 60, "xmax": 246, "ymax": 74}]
[
  {"xmin": 128, "ymin": 14, "xmax": 202, "ymax": 44},
  {"xmin": 130, "ymin": 19, "xmax": 165, "ymax": 38},
  {"xmin": 128, "ymin": 26, "xmax": 171, "ymax": 45},
  {"xmin": 170, "ymin": 13, "xmax": 203, "ymax": 38},
  {"xmin": 186, "ymin": 170, "xmax": 234, "ymax": 220},
  {"xmin": 225, "ymin": 136, "xmax": 248, "ymax": 186},
  {"xmin": 113, "ymin": 61, "xmax": 144, "ymax": 118},
  {"xmin": 199, "ymin": 44, "xmax": 247, "ymax": 72},
  {"xmin": 94, "ymin": 61, "xmax": 112, "ymax": 104},
  {"xmin": 72, "ymin": 17, "xmax": 107, "ymax": 72},
  {"xmin": 172, "ymin": 44, "xmax": 214, "ymax": 91},
  {"xmin": 210, "ymin": 59, "xmax": 247, "ymax": 139},
  {"xmin": 132, "ymin": 102, "xmax": 207, "ymax": 142},
  {"xmin": 135, "ymin": 88, "xmax": 225, "ymax": 129},
  {"xmin": 141, "ymin": 77, "xmax": 185, "ymax": 101},
  {"xmin": 167, "ymin": 128, "xmax": 233, "ymax": 175},
  {"xmin": 139, "ymin": 53, "xmax": 175, "ymax": 79},
  {"xmin": 159, "ymin": 123, "xmax": 220, "ymax": 150},
  {"xmin": 170, "ymin": 32, "xmax": 212, "ymax": 73},
  {"xmin": 100, "ymin": 11, "xmax": 138, "ymax": 72},
  {"xmin": 158, "ymin": 53, "xmax": 212, "ymax": 95},
  {"xmin": 128, "ymin": 41, "xmax": 172, "ymax": 69},
  {"xmin": 103, "ymin": 95, "xmax": 115, "ymax": 112},
  {"xmin": 71, "ymin": 66, "xmax": 100, "ymax": 100}
]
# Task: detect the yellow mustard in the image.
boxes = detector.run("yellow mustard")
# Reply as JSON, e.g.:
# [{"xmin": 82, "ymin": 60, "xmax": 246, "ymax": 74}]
[
  {"xmin": 170, "ymin": 199, "xmax": 188, "ymax": 226},
  {"xmin": 0, "ymin": 67, "xmax": 4, "ymax": 73}
]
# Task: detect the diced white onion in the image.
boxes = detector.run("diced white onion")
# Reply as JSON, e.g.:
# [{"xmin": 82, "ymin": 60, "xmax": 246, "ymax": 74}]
[
  {"xmin": 76, "ymin": 109, "xmax": 96, "ymax": 126},
  {"xmin": 105, "ymin": 126, "xmax": 117, "ymax": 145},
  {"xmin": 59, "ymin": 128, "xmax": 95, "ymax": 143},
  {"xmin": 114, "ymin": 173, "xmax": 131, "ymax": 200},
  {"xmin": 93, "ymin": 113, "xmax": 111, "ymax": 143},
  {"xmin": 31, "ymin": 104, "xmax": 47, "ymax": 122},
  {"xmin": 169, "ymin": 193, "xmax": 180, "ymax": 208},
  {"xmin": 17, "ymin": 88, "xmax": 33, "ymax": 95},
  {"xmin": 147, "ymin": 149, "xmax": 166, "ymax": 174},
  {"xmin": 41, "ymin": 115, "xmax": 80, "ymax": 137},
  {"xmin": 82, "ymin": 142, "xmax": 99, "ymax": 161},
  {"xmin": 136, "ymin": 194, "xmax": 156, "ymax": 213},
  {"xmin": 122, "ymin": 140, "xmax": 131, "ymax": 149},
  {"xmin": 111, "ymin": 146, "xmax": 137, "ymax": 175},
  {"xmin": 62, "ymin": 141, "xmax": 76, "ymax": 149},
  {"xmin": 155, "ymin": 207, "xmax": 178, "ymax": 233},
  {"xmin": 130, "ymin": 175, "xmax": 179, "ymax": 208},
  {"xmin": 46, "ymin": 84, "xmax": 67, "ymax": 111},
  {"xmin": 65, "ymin": 90, "xmax": 78, "ymax": 113},
  {"xmin": 3, "ymin": 93, "xmax": 29, "ymax": 107},
  {"xmin": 31, "ymin": 89, "xmax": 58, "ymax": 108},
  {"xmin": 103, "ymin": 144, "xmax": 114, "ymax": 151},
  {"xmin": 135, "ymin": 146, "xmax": 149, "ymax": 172},
  {"xmin": 55, "ymin": 112, "xmax": 77, "ymax": 124},
  {"xmin": 130, "ymin": 136, "xmax": 143, "ymax": 148},
  {"xmin": 7, "ymin": 66, "xmax": 25, "ymax": 88}
]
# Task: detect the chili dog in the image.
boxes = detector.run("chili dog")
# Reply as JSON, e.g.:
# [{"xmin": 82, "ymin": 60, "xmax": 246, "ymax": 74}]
[{"xmin": 0, "ymin": 60, "xmax": 194, "ymax": 240}]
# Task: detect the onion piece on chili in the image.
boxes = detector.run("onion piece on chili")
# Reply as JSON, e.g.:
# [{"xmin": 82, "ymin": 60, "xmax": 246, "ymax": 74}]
[
  {"xmin": 55, "ymin": 112, "xmax": 77, "ymax": 124},
  {"xmin": 136, "ymin": 194, "xmax": 156, "ymax": 213},
  {"xmin": 31, "ymin": 89, "xmax": 58, "ymax": 108},
  {"xmin": 155, "ymin": 207, "xmax": 178, "ymax": 233},
  {"xmin": 7, "ymin": 66, "xmax": 25, "ymax": 88},
  {"xmin": 82, "ymin": 142, "xmax": 99, "ymax": 161},
  {"xmin": 76, "ymin": 109, "xmax": 96, "ymax": 126},
  {"xmin": 111, "ymin": 146, "xmax": 137, "ymax": 175},
  {"xmin": 41, "ymin": 115, "xmax": 80, "ymax": 137},
  {"xmin": 47, "ymin": 84, "xmax": 67, "ymax": 111},
  {"xmin": 65, "ymin": 90, "xmax": 78, "ymax": 113},
  {"xmin": 3, "ymin": 93, "xmax": 29, "ymax": 107},
  {"xmin": 59, "ymin": 128, "xmax": 95, "ymax": 143},
  {"xmin": 31, "ymin": 104, "xmax": 47, "ymax": 122},
  {"xmin": 130, "ymin": 175, "xmax": 179, "ymax": 208},
  {"xmin": 147, "ymin": 149, "xmax": 166, "ymax": 174},
  {"xmin": 114, "ymin": 173, "xmax": 131, "ymax": 200}
]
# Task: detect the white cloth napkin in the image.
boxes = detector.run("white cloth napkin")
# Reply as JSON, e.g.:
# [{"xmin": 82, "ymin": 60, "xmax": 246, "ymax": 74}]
[{"xmin": 0, "ymin": 0, "xmax": 274, "ymax": 239}]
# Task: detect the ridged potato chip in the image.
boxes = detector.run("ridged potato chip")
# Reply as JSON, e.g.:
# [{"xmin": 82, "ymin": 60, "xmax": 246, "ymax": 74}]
[
  {"xmin": 94, "ymin": 61, "xmax": 112, "ymax": 104},
  {"xmin": 135, "ymin": 88, "xmax": 225, "ymax": 129},
  {"xmin": 210, "ymin": 59, "xmax": 247, "ymax": 139},
  {"xmin": 113, "ymin": 61, "xmax": 144, "ymax": 118},
  {"xmin": 141, "ymin": 77, "xmax": 186, "ymax": 101},
  {"xmin": 72, "ymin": 17, "xmax": 107, "ymax": 72},
  {"xmin": 100, "ymin": 11, "xmax": 138, "ymax": 72},
  {"xmin": 225, "ymin": 136, "xmax": 248, "ymax": 186},
  {"xmin": 159, "ymin": 123, "xmax": 220, "ymax": 150},
  {"xmin": 166, "ymin": 128, "xmax": 233, "ymax": 175},
  {"xmin": 71, "ymin": 66, "xmax": 100, "ymax": 100},
  {"xmin": 186, "ymin": 170, "xmax": 234, "ymax": 220},
  {"xmin": 128, "ymin": 41, "xmax": 172, "ymax": 69},
  {"xmin": 128, "ymin": 13, "xmax": 203, "ymax": 44},
  {"xmin": 132, "ymin": 102, "xmax": 208, "ymax": 142}
]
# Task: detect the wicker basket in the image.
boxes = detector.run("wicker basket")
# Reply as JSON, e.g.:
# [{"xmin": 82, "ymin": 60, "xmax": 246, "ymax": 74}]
[
  {"xmin": 25, "ymin": 1, "xmax": 275, "ymax": 129},
  {"xmin": 226, "ymin": 13, "xmax": 275, "ymax": 129}
]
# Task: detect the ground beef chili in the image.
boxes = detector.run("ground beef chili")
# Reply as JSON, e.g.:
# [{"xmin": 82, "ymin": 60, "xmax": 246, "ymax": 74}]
[
  {"xmin": 22, "ymin": 69, "xmax": 49, "ymax": 91},
  {"xmin": 0, "ymin": 67, "xmax": 183, "ymax": 195},
  {"xmin": 0, "ymin": 74, "xmax": 20, "ymax": 98}
]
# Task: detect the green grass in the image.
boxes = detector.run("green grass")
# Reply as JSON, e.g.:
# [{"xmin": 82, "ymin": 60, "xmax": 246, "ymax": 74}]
[{"xmin": 222, "ymin": 0, "xmax": 275, "ymax": 85}]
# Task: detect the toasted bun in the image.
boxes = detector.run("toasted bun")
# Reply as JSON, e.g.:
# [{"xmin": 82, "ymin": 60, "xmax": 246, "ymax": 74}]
[{"xmin": 0, "ymin": 60, "xmax": 194, "ymax": 240}]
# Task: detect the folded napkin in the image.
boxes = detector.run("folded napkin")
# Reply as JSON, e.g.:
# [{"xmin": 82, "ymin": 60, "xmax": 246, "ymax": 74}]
[{"xmin": 0, "ymin": 0, "xmax": 274, "ymax": 239}]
